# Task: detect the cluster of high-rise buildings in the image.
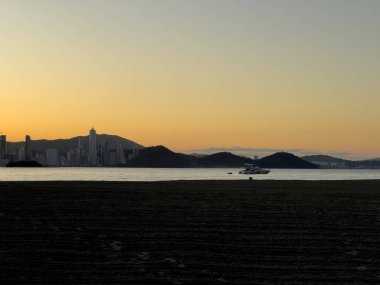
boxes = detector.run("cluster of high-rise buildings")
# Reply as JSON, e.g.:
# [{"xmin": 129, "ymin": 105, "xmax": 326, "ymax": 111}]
[
  {"xmin": 0, "ymin": 128, "xmax": 139, "ymax": 167},
  {"xmin": 0, "ymin": 134, "xmax": 7, "ymax": 162}
]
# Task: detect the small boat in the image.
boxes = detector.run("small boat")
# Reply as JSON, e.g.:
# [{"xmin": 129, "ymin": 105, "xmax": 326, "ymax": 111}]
[{"xmin": 239, "ymin": 164, "xmax": 270, "ymax": 175}]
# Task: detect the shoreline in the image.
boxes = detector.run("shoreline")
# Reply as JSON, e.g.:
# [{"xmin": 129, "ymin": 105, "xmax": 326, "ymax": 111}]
[
  {"xmin": 1, "ymin": 180, "xmax": 380, "ymax": 283},
  {"xmin": 2, "ymin": 168, "xmax": 380, "ymax": 183},
  {"xmin": 1, "ymin": 178, "xmax": 380, "ymax": 182}
]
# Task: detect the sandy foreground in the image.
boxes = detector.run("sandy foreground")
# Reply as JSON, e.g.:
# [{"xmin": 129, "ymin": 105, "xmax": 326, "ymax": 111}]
[{"xmin": 0, "ymin": 180, "xmax": 380, "ymax": 284}]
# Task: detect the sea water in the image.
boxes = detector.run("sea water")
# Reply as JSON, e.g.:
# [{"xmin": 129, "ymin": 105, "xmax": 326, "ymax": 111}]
[{"xmin": 0, "ymin": 167, "xmax": 379, "ymax": 181}]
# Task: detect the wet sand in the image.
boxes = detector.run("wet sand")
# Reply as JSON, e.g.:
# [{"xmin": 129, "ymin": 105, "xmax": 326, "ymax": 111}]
[{"xmin": 0, "ymin": 180, "xmax": 380, "ymax": 284}]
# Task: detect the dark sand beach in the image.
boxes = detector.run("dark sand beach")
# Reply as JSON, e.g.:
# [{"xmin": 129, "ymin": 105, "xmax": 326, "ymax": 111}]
[{"xmin": 1, "ymin": 180, "xmax": 380, "ymax": 284}]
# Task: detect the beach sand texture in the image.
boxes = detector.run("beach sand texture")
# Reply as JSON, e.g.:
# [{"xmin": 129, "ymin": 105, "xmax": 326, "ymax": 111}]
[{"xmin": 0, "ymin": 180, "xmax": 380, "ymax": 284}]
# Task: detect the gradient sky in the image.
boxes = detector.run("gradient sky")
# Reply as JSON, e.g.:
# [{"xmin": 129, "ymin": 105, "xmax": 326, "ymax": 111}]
[{"xmin": 1, "ymin": 0, "xmax": 379, "ymax": 159}]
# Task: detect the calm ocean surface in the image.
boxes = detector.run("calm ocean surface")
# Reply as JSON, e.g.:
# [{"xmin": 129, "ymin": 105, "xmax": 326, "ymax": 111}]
[{"xmin": 0, "ymin": 168, "xmax": 379, "ymax": 181}]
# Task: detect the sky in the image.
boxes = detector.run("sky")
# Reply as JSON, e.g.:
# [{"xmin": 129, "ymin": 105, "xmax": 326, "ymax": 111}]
[{"xmin": 1, "ymin": 0, "xmax": 379, "ymax": 159}]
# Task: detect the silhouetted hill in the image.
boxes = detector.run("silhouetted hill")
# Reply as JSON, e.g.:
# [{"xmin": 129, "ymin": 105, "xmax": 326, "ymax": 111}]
[
  {"xmin": 7, "ymin": 134, "xmax": 143, "ymax": 155},
  {"xmin": 189, "ymin": 153, "xmax": 207, "ymax": 158},
  {"xmin": 302, "ymin": 155, "xmax": 351, "ymax": 168},
  {"xmin": 352, "ymin": 160, "xmax": 380, "ymax": 169},
  {"xmin": 127, "ymin": 148, "xmax": 319, "ymax": 168},
  {"xmin": 256, "ymin": 152, "xmax": 319, "ymax": 169},
  {"xmin": 302, "ymin": 155, "xmax": 350, "ymax": 164},
  {"xmin": 198, "ymin": 152, "xmax": 254, "ymax": 167},
  {"xmin": 6, "ymin": 161, "xmax": 43, "ymax": 167},
  {"xmin": 364, "ymin": 157, "xmax": 380, "ymax": 162},
  {"xmin": 126, "ymin": 146, "xmax": 197, "ymax": 167},
  {"xmin": 302, "ymin": 155, "xmax": 380, "ymax": 169}
]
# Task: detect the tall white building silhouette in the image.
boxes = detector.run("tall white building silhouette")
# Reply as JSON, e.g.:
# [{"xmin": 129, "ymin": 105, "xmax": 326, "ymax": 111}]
[
  {"xmin": 25, "ymin": 135, "xmax": 31, "ymax": 161},
  {"xmin": 88, "ymin": 128, "xmax": 97, "ymax": 166},
  {"xmin": 18, "ymin": 147, "xmax": 25, "ymax": 161}
]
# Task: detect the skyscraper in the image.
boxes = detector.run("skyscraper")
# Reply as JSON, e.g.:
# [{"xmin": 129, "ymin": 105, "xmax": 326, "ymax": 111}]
[
  {"xmin": 46, "ymin": 149, "xmax": 59, "ymax": 166},
  {"xmin": 18, "ymin": 147, "xmax": 25, "ymax": 161},
  {"xmin": 78, "ymin": 137, "xmax": 85, "ymax": 165},
  {"xmin": 78, "ymin": 137, "xmax": 84, "ymax": 155},
  {"xmin": 0, "ymin": 135, "xmax": 6, "ymax": 159},
  {"xmin": 116, "ymin": 144, "xmax": 125, "ymax": 165},
  {"xmin": 88, "ymin": 128, "xmax": 97, "ymax": 166},
  {"xmin": 25, "ymin": 135, "xmax": 31, "ymax": 161},
  {"xmin": 100, "ymin": 142, "xmax": 108, "ymax": 166}
]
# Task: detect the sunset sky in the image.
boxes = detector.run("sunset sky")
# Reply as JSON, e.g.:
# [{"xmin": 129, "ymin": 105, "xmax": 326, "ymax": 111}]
[{"xmin": 1, "ymin": 0, "xmax": 379, "ymax": 159}]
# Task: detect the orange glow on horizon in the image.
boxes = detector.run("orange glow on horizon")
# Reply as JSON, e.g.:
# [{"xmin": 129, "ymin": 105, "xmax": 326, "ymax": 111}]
[{"xmin": 1, "ymin": 1, "xmax": 379, "ymax": 159}]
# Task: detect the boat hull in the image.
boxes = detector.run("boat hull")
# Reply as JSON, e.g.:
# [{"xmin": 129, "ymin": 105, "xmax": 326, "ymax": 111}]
[{"xmin": 239, "ymin": 170, "xmax": 270, "ymax": 175}]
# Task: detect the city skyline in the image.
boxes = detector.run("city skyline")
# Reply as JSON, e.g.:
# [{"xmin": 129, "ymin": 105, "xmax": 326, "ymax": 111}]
[
  {"xmin": 0, "ymin": 127, "xmax": 141, "ymax": 167},
  {"xmin": 0, "ymin": 127, "xmax": 378, "ymax": 161},
  {"xmin": 0, "ymin": 127, "xmax": 378, "ymax": 162},
  {"xmin": 2, "ymin": 127, "xmax": 380, "ymax": 170},
  {"xmin": 1, "ymin": 1, "xmax": 380, "ymax": 159}
]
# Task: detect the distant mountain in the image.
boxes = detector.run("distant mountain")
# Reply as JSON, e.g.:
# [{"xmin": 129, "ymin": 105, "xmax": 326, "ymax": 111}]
[
  {"xmin": 302, "ymin": 155, "xmax": 349, "ymax": 164},
  {"xmin": 189, "ymin": 153, "xmax": 207, "ymax": 158},
  {"xmin": 354, "ymin": 160, "xmax": 380, "ymax": 169},
  {"xmin": 302, "ymin": 155, "xmax": 380, "ymax": 169},
  {"xmin": 126, "ymin": 146, "xmax": 197, "ymax": 167},
  {"xmin": 127, "ymin": 147, "xmax": 253, "ymax": 168},
  {"xmin": 302, "ymin": 155, "xmax": 351, "ymax": 168},
  {"xmin": 197, "ymin": 152, "xmax": 254, "ymax": 167},
  {"xmin": 7, "ymin": 134, "xmax": 143, "ymax": 155},
  {"xmin": 365, "ymin": 158, "xmax": 380, "ymax": 162},
  {"xmin": 126, "ymin": 147, "xmax": 317, "ymax": 169},
  {"xmin": 256, "ymin": 152, "xmax": 319, "ymax": 169}
]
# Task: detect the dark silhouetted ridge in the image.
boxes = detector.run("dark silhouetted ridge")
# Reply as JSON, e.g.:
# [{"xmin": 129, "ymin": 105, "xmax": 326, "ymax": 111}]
[
  {"xmin": 127, "ymin": 146, "xmax": 197, "ymax": 167},
  {"xmin": 302, "ymin": 155, "xmax": 349, "ymax": 164},
  {"xmin": 303, "ymin": 155, "xmax": 380, "ymax": 169},
  {"xmin": 257, "ymin": 152, "xmax": 319, "ymax": 169},
  {"xmin": 127, "ymin": 149, "xmax": 318, "ymax": 168},
  {"xmin": 198, "ymin": 152, "xmax": 254, "ymax": 167}
]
